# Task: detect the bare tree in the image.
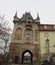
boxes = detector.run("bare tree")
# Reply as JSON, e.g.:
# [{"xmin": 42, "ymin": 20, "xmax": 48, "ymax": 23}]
[
  {"xmin": 0, "ymin": 15, "xmax": 12, "ymax": 63},
  {"xmin": 0, "ymin": 15, "xmax": 12, "ymax": 55}
]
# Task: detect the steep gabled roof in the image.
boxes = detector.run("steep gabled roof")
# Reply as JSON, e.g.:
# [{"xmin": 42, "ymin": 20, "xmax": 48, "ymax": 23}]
[{"xmin": 20, "ymin": 12, "xmax": 34, "ymax": 21}]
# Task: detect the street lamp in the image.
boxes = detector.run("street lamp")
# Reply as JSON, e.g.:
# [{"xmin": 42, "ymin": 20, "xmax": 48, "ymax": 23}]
[{"xmin": 45, "ymin": 38, "xmax": 50, "ymax": 62}]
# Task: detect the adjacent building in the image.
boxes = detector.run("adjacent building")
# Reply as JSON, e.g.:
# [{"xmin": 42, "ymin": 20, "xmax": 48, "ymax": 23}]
[{"xmin": 39, "ymin": 24, "xmax": 55, "ymax": 61}]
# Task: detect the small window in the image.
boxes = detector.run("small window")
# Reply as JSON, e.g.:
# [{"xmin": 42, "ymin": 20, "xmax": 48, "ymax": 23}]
[
  {"xmin": 35, "ymin": 30, "xmax": 38, "ymax": 41},
  {"xmin": 25, "ymin": 37, "xmax": 31, "ymax": 43},
  {"xmin": 44, "ymin": 26, "xmax": 47, "ymax": 29},
  {"xmin": 35, "ymin": 30, "xmax": 37, "ymax": 36},
  {"xmin": 53, "ymin": 26, "xmax": 55, "ymax": 29},
  {"xmin": 45, "ymin": 32, "xmax": 48, "ymax": 37},
  {"xmin": 24, "ymin": 29, "xmax": 33, "ymax": 43}
]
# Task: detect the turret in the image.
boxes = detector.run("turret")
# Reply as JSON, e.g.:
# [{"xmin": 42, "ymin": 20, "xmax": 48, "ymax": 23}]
[
  {"xmin": 13, "ymin": 12, "xmax": 19, "ymax": 24},
  {"xmin": 35, "ymin": 13, "xmax": 40, "ymax": 24}
]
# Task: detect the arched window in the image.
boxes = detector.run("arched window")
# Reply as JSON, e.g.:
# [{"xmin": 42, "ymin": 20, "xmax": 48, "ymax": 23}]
[
  {"xmin": 24, "ymin": 29, "xmax": 33, "ymax": 43},
  {"xmin": 15, "ymin": 28, "xmax": 22, "ymax": 40},
  {"xmin": 22, "ymin": 50, "xmax": 33, "ymax": 63}
]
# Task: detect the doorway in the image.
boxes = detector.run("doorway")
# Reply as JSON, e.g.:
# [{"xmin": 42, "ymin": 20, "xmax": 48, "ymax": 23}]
[
  {"xmin": 22, "ymin": 50, "xmax": 33, "ymax": 63},
  {"xmin": 14, "ymin": 56, "xmax": 18, "ymax": 64}
]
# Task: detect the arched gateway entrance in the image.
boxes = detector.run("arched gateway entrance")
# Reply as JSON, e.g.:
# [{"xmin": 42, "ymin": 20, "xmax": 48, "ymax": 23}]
[{"xmin": 22, "ymin": 50, "xmax": 33, "ymax": 63}]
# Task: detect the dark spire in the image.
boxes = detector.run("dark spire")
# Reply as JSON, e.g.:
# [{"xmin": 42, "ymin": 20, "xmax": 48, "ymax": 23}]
[
  {"xmin": 14, "ymin": 11, "xmax": 17, "ymax": 17},
  {"xmin": 37, "ymin": 12, "xmax": 40, "ymax": 20},
  {"xmin": 35, "ymin": 12, "xmax": 40, "ymax": 24},
  {"xmin": 13, "ymin": 12, "xmax": 19, "ymax": 23}
]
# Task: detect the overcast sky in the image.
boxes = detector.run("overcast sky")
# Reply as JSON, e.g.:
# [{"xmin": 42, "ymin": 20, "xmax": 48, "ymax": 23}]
[{"xmin": 0, "ymin": 0, "xmax": 55, "ymax": 28}]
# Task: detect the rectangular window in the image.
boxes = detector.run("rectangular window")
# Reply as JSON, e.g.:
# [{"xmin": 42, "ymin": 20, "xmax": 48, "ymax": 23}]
[
  {"xmin": 25, "ymin": 37, "xmax": 31, "ymax": 43},
  {"xmin": 35, "ymin": 30, "xmax": 38, "ymax": 41}
]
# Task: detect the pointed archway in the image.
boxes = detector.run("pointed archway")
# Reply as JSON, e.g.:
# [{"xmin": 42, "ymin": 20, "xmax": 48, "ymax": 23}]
[{"xmin": 22, "ymin": 50, "xmax": 33, "ymax": 63}]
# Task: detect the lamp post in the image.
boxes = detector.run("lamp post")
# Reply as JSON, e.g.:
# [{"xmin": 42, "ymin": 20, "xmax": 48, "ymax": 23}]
[{"xmin": 45, "ymin": 39, "xmax": 50, "ymax": 62}]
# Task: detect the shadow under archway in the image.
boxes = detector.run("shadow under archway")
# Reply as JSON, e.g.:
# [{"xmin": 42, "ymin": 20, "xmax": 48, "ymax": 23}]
[{"xmin": 22, "ymin": 50, "xmax": 33, "ymax": 64}]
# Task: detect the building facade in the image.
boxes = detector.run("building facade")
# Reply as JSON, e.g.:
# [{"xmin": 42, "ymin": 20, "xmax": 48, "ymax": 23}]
[
  {"xmin": 39, "ymin": 24, "xmax": 55, "ymax": 61},
  {"xmin": 9, "ymin": 12, "xmax": 55, "ymax": 64},
  {"xmin": 9, "ymin": 12, "xmax": 40, "ymax": 65}
]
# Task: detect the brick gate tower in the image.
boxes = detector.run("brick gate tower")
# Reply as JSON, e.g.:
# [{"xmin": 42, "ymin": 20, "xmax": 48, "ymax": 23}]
[{"xmin": 9, "ymin": 12, "xmax": 40, "ymax": 65}]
